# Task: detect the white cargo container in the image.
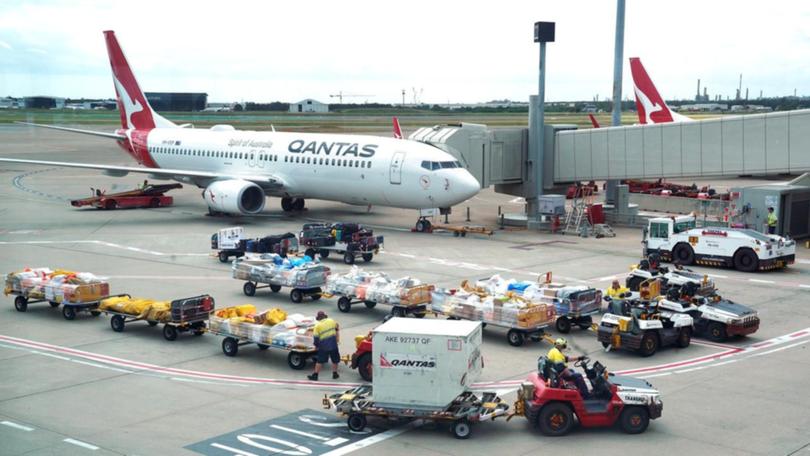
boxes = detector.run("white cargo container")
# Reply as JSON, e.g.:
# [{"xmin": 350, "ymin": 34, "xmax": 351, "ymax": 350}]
[
  {"xmin": 216, "ymin": 227, "xmax": 244, "ymax": 250},
  {"xmin": 372, "ymin": 318, "xmax": 483, "ymax": 408}
]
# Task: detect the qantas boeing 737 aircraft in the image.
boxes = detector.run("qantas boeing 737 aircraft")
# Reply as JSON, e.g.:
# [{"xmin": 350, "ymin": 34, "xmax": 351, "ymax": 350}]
[{"xmin": 0, "ymin": 31, "xmax": 480, "ymax": 225}]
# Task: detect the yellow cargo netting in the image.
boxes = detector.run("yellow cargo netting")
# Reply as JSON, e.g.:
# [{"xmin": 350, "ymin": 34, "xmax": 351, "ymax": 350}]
[{"xmin": 99, "ymin": 296, "xmax": 171, "ymax": 321}]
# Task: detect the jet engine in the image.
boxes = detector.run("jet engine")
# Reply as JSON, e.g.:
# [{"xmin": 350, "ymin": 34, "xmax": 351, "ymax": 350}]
[{"xmin": 203, "ymin": 179, "xmax": 266, "ymax": 215}]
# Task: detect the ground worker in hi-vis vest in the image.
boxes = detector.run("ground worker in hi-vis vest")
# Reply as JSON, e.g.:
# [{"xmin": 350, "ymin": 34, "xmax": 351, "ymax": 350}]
[
  {"xmin": 767, "ymin": 207, "xmax": 778, "ymax": 235},
  {"xmin": 308, "ymin": 311, "xmax": 340, "ymax": 381}
]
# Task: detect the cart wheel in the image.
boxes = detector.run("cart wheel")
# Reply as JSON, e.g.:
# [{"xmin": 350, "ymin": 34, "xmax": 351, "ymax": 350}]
[
  {"xmin": 257, "ymin": 343, "xmax": 270, "ymax": 350},
  {"xmin": 218, "ymin": 251, "xmax": 229, "ymax": 263},
  {"xmin": 90, "ymin": 310, "xmax": 101, "ymax": 317},
  {"xmin": 14, "ymin": 296, "xmax": 28, "ymax": 312},
  {"xmin": 110, "ymin": 315, "xmax": 125, "ymax": 332},
  {"xmin": 62, "ymin": 306, "xmax": 76, "ymax": 321},
  {"xmin": 290, "ymin": 289, "xmax": 304, "ymax": 303},
  {"xmin": 337, "ymin": 297, "xmax": 352, "ymax": 313},
  {"xmin": 222, "ymin": 337, "xmax": 239, "ymax": 356},
  {"xmin": 452, "ymin": 419, "xmax": 472, "ymax": 440},
  {"xmin": 270, "ymin": 284, "xmax": 282, "ymax": 293},
  {"xmin": 391, "ymin": 307, "xmax": 404, "ymax": 318},
  {"xmin": 577, "ymin": 316, "xmax": 593, "ymax": 330},
  {"xmin": 343, "ymin": 253, "xmax": 355, "ymax": 265},
  {"xmin": 243, "ymin": 282, "xmax": 256, "ymax": 297},
  {"xmin": 287, "ymin": 351, "xmax": 307, "ymax": 370},
  {"xmin": 347, "ymin": 413, "xmax": 367, "ymax": 432},
  {"xmin": 461, "ymin": 232, "xmax": 467, "ymax": 237},
  {"xmin": 362, "ymin": 253, "xmax": 373, "ymax": 262},
  {"xmin": 357, "ymin": 352, "xmax": 373, "ymax": 382},
  {"xmin": 305, "ymin": 248, "xmax": 317, "ymax": 259},
  {"xmin": 147, "ymin": 320, "xmax": 158, "ymax": 327},
  {"xmin": 319, "ymin": 249, "xmax": 330, "ymax": 259},
  {"xmin": 163, "ymin": 325, "xmax": 178, "ymax": 341},
  {"xmin": 364, "ymin": 301, "xmax": 376, "ymax": 309},
  {"xmin": 49, "ymin": 301, "xmax": 60, "ymax": 308},
  {"xmin": 507, "ymin": 329, "xmax": 525, "ymax": 347},
  {"xmin": 555, "ymin": 317, "xmax": 572, "ymax": 334}
]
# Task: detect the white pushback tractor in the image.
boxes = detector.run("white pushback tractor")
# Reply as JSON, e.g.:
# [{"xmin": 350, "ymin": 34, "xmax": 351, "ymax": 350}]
[{"xmin": 642, "ymin": 215, "xmax": 795, "ymax": 272}]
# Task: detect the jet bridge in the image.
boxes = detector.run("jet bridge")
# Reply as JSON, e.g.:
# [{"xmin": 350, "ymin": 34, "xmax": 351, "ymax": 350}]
[{"xmin": 410, "ymin": 109, "xmax": 810, "ymax": 201}]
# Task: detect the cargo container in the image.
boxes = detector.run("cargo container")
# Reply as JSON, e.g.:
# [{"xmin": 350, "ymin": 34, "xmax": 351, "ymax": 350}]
[{"xmin": 372, "ymin": 318, "xmax": 482, "ymax": 408}]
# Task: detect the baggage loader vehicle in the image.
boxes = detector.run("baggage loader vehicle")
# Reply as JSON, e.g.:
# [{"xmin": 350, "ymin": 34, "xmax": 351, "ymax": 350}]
[
  {"xmin": 511, "ymin": 356, "xmax": 663, "ymax": 435},
  {"xmin": 99, "ymin": 294, "xmax": 214, "ymax": 341},
  {"xmin": 660, "ymin": 286, "xmax": 760, "ymax": 341},
  {"xmin": 70, "ymin": 183, "xmax": 181, "ymax": 210},
  {"xmin": 642, "ymin": 215, "xmax": 795, "ymax": 272}
]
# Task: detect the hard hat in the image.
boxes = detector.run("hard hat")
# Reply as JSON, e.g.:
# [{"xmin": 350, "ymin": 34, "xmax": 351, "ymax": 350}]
[{"xmin": 555, "ymin": 337, "xmax": 567, "ymax": 348}]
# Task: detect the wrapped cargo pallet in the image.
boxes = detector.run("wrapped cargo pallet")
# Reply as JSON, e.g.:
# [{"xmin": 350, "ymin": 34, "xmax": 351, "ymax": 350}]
[
  {"xmin": 209, "ymin": 307, "xmax": 316, "ymax": 350},
  {"xmin": 232, "ymin": 255, "xmax": 329, "ymax": 288},
  {"xmin": 4, "ymin": 267, "xmax": 110, "ymax": 304},
  {"xmin": 325, "ymin": 267, "xmax": 434, "ymax": 306}
]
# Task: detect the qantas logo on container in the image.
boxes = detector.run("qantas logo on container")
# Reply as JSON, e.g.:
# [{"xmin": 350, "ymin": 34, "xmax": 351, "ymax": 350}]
[{"xmin": 380, "ymin": 353, "xmax": 436, "ymax": 369}]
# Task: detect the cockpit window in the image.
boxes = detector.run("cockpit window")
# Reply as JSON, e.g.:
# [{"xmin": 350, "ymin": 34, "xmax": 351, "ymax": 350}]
[{"xmin": 421, "ymin": 160, "xmax": 462, "ymax": 171}]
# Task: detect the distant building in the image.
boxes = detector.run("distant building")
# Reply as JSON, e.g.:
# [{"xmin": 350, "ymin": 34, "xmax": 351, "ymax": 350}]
[
  {"xmin": 677, "ymin": 103, "xmax": 728, "ymax": 112},
  {"xmin": 289, "ymin": 99, "xmax": 328, "ymax": 113},
  {"xmin": 22, "ymin": 96, "xmax": 65, "ymax": 109},
  {"xmin": 204, "ymin": 102, "xmax": 242, "ymax": 112},
  {"xmin": 0, "ymin": 97, "xmax": 21, "ymax": 109},
  {"xmin": 145, "ymin": 92, "xmax": 207, "ymax": 111}
]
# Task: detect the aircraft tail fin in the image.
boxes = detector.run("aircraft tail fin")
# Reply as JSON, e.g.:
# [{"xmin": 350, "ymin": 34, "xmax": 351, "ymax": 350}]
[
  {"xmin": 629, "ymin": 57, "xmax": 677, "ymax": 124},
  {"xmin": 588, "ymin": 114, "xmax": 601, "ymax": 128},
  {"xmin": 103, "ymin": 30, "xmax": 176, "ymax": 130},
  {"xmin": 393, "ymin": 116, "xmax": 403, "ymax": 139}
]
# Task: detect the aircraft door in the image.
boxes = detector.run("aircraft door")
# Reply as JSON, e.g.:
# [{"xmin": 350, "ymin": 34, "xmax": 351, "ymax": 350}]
[
  {"xmin": 256, "ymin": 151, "xmax": 265, "ymax": 169},
  {"xmin": 248, "ymin": 151, "xmax": 256, "ymax": 168},
  {"xmin": 390, "ymin": 151, "xmax": 405, "ymax": 185}
]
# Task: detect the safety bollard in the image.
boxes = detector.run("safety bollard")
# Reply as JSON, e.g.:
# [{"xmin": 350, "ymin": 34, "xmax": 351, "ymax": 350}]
[{"xmin": 466, "ymin": 207, "xmax": 471, "ymax": 222}]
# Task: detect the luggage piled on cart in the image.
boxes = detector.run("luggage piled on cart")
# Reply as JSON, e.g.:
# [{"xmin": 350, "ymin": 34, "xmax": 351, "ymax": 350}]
[
  {"xmin": 300, "ymin": 222, "xmax": 384, "ymax": 264},
  {"xmin": 98, "ymin": 294, "xmax": 214, "ymax": 341},
  {"xmin": 233, "ymin": 255, "xmax": 330, "ymax": 303},
  {"xmin": 208, "ymin": 305, "xmax": 317, "ymax": 369},
  {"xmin": 431, "ymin": 275, "xmax": 556, "ymax": 346},
  {"xmin": 4, "ymin": 267, "xmax": 113, "ymax": 320},
  {"xmin": 325, "ymin": 266, "xmax": 433, "ymax": 316},
  {"xmin": 213, "ymin": 227, "xmax": 298, "ymax": 263},
  {"xmin": 495, "ymin": 274, "xmax": 602, "ymax": 334}
]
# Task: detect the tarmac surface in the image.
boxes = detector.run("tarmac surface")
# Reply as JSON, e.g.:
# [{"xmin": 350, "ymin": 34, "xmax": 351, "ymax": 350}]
[{"xmin": 1, "ymin": 124, "xmax": 809, "ymax": 455}]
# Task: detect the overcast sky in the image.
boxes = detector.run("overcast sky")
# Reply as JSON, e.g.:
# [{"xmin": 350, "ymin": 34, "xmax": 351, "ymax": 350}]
[{"xmin": 2, "ymin": 0, "xmax": 810, "ymax": 104}]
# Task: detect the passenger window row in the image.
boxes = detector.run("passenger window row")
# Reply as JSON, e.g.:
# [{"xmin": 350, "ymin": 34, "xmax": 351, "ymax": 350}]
[
  {"xmin": 152, "ymin": 147, "xmax": 279, "ymax": 162},
  {"xmin": 151, "ymin": 146, "xmax": 370, "ymax": 169},
  {"xmin": 421, "ymin": 160, "xmax": 462, "ymax": 171}
]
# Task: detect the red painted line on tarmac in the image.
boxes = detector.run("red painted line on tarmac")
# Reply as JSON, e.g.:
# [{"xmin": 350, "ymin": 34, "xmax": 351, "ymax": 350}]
[
  {"xmin": 616, "ymin": 348, "xmax": 742, "ymax": 376},
  {"xmin": 691, "ymin": 339, "xmax": 741, "ymax": 350},
  {"xmin": 789, "ymin": 330, "xmax": 808, "ymax": 338},
  {"xmin": 0, "ymin": 334, "xmax": 356, "ymax": 389}
]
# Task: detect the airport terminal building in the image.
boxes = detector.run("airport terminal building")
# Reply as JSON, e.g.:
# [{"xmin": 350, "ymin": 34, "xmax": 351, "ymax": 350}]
[{"xmin": 144, "ymin": 92, "xmax": 207, "ymax": 111}]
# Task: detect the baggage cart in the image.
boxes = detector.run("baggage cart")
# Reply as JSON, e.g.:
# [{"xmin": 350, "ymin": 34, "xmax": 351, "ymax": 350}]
[
  {"xmin": 300, "ymin": 222, "xmax": 384, "ymax": 265},
  {"xmin": 431, "ymin": 289, "xmax": 555, "ymax": 347},
  {"xmin": 5, "ymin": 268, "xmax": 118, "ymax": 320},
  {"xmin": 212, "ymin": 227, "xmax": 298, "ymax": 263},
  {"xmin": 325, "ymin": 268, "xmax": 433, "ymax": 317},
  {"xmin": 233, "ymin": 257, "xmax": 330, "ymax": 303},
  {"xmin": 99, "ymin": 294, "xmax": 215, "ymax": 341},
  {"xmin": 8, "ymin": 291, "xmax": 127, "ymax": 321},
  {"xmin": 324, "ymin": 385, "xmax": 509, "ymax": 439},
  {"xmin": 208, "ymin": 312, "xmax": 317, "ymax": 370}
]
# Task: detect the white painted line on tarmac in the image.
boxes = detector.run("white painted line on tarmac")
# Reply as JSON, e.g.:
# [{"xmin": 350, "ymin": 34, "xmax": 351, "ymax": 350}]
[
  {"xmin": 0, "ymin": 240, "xmax": 208, "ymax": 257},
  {"xmin": 1, "ymin": 421, "xmax": 34, "ymax": 431},
  {"xmin": 799, "ymin": 284, "xmax": 810, "ymax": 289},
  {"xmin": 107, "ymin": 275, "xmax": 232, "ymax": 281},
  {"xmin": 748, "ymin": 279, "xmax": 775, "ymax": 284},
  {"xmin": 748, "ymin": 341, "xmax": 808, "ymax": 358},
  {"xmin": 797, "ymin": 259, "xmax": 810, "ymax": 264},
  {"xmin": 63, "ymin": 438, "xmax": 99, "ymax": 450},
  {"xmin": 708, "ymin": 274, "xmax": 728, "ymax": 279},
  {"xmin": 31, "ymin": 350, "xmax": 71, "ymax": 361},
  {"xmin": 171, "ymin": 377, "xmax": 246, "ymax": 387},
  {"xmin": 320, "ymin": 420, "xmax": 423, "ymax": 456},
  {"xmin": 596, "ymin": 275, "xmax": 617, "ymax": 281},
  {"xmin": 270, "ymin": 424, "xmax": 330, "ymax": 440},
  {"xmin": 674, "ymin": 365, "xmax": 709, "ymax": 374},
  {"xmin": 325, "ymin": 437, "xmax": 350, "ymax": 447},
  {"xmin": 637, "ymin": 372, "xmax": 671, "ymax": 379}
]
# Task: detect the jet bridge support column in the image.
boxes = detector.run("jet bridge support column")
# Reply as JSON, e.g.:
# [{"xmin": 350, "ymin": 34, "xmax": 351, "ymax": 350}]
[{"xmin": 528, "ymin": 21, "xmax": 555, "ymax": 225}]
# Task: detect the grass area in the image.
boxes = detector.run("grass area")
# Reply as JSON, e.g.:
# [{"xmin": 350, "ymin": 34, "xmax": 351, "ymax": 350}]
[{"xmin": 0, "ymin": 109, "xmax": 724, "ymax": 132}]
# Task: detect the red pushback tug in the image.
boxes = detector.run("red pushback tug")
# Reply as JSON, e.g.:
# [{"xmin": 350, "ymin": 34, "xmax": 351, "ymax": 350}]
[
  {"xmin": 512, "ymin": 356, "xmax": 663, "ymax": 436},
  {"xmin": 70, "ymin": 183, "xmax": 182, "ymax": 210}
]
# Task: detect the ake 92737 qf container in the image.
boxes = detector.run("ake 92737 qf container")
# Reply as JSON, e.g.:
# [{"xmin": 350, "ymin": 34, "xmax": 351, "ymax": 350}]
[{"xmin": 372, "ymin": 318, "xmax": 483, "ymax": 408}]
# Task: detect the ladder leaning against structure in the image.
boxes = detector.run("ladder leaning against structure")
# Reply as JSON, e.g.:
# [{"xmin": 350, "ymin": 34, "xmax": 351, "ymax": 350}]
[{"xmin": 562, "ymin": 185, "xmax": 595, "ymax": 235}]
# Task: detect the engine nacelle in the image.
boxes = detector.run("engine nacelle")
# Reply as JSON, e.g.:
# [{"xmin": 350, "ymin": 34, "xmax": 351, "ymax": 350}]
[{"xmin": 203, "ymin": 179, "xmax": 266, "ymax": 215}]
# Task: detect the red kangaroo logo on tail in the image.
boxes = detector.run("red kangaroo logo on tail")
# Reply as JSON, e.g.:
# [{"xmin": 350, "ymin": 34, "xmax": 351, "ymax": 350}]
[{"xmin": 629, "ymin": 57, "xmax": 674, "ymax": 124}]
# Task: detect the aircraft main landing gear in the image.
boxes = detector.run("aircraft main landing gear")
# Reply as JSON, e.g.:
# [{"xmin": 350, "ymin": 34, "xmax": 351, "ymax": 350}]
[
  {"xmin": 281, "ymin": 197, "xmax": 306, "ymax": 212},
  {"xmin": 414, "ymin": 217, "xmax": 432, "ymax": 233}
]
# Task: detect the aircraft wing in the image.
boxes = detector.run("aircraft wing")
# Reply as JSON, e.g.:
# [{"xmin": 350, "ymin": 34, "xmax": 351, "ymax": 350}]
[
  {"xmin": 0, "ymin": 157, "xmax": 285, "ymax": 189},
  {"xmin": 16, "ymin": 122, "xmax": 126, "ymax": 140}
]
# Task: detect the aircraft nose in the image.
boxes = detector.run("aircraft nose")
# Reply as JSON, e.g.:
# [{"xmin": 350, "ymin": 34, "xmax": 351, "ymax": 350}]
[{"xmin": 456, "ymin": 171, "xmax": 480, "ymax": 201}]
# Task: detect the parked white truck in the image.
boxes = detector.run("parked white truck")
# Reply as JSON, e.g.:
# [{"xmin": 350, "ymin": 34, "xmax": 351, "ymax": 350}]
[{"xmin": 642, "ymin": 215, "xmax": 795, "ymax": 272}]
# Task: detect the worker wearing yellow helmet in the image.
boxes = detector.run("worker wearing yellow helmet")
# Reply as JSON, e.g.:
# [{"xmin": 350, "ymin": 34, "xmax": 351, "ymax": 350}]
[{"xmin": 547, "ymin": 337, "xmax": 590, "ymax": 398}]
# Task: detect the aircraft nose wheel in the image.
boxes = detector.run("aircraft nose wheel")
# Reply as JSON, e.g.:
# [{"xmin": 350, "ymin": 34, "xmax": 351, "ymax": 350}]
[{"xmin": 415, "ymin": 218, "xmax": 432, "ymax": 233}]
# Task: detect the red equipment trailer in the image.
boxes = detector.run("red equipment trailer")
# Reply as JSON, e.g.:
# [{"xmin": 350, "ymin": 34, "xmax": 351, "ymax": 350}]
[{"xmin": 70, "ymin": 183, "xmax": 182, "ymax": 210}]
